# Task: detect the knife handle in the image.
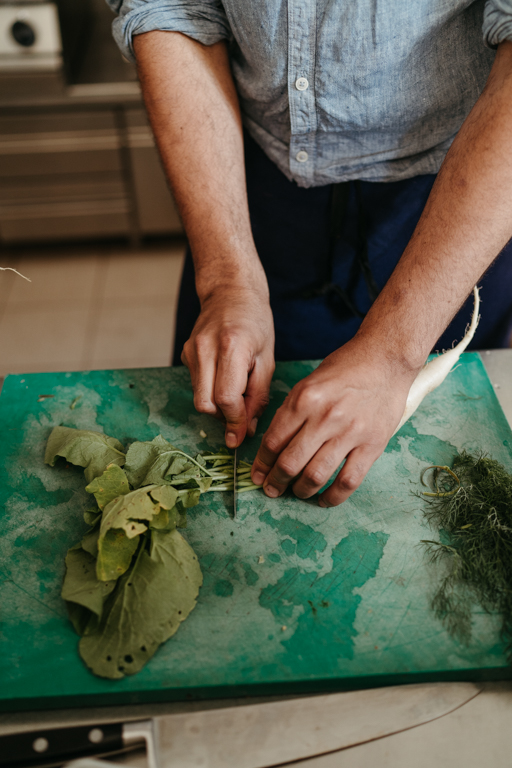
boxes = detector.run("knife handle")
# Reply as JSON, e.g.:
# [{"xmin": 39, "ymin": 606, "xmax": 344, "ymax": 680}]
[{"xmin": 0, "ymin": 723, "xmax": 123, "ymax": 767}]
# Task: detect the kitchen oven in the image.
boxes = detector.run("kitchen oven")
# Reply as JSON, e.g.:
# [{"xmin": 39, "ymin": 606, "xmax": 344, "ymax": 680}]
[
  {"xmin": 0, "ymin": 0, "xmax": 92, "ymax": 80},
  {"xmin": 0, "ymin": 0, "xmax": 182, "ymax": 245}
]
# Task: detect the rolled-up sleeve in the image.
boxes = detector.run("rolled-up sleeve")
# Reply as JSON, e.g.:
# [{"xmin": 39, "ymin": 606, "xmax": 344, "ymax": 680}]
[
  {"xmin": 483, "ymin": 0, "xmax": 512, "ymax": 47},
  {"xmin": 105, "ymin": 0, "xmax": 232, "ymax": 62}
]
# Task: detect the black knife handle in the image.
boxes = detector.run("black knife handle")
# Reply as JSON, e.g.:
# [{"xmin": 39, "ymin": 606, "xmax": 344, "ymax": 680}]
[{"xmin": 0, "ymin": 723, "xmax": 123, "ymax": 767}]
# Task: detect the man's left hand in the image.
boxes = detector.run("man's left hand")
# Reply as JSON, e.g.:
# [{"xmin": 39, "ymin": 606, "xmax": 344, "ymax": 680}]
[{"xmin": 250, "ymin": 338, "xmax": 416, "ymax": 507}]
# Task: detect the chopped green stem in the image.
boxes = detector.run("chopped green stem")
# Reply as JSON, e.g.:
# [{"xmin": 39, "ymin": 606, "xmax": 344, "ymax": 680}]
[
  {"xmin": 421, "ymin": 539, "xmax": 458, "ymax": 555},
  {"xmin": 421, "ymin": 465, "xmax": 460, "ymax": 497},
  {"xmin": 206, "ymin": 482, "xmax": 263, "ymax": 493}
]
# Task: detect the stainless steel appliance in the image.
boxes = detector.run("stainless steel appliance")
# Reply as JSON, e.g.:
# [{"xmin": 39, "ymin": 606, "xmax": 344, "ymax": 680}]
[
  {"xmin": 0, "ymin": 1, "xmax": 62, "ymax": 72},
  {"xmin": 0, "ymin": 0, "xmax": 182, "ymax": 245},
  {"xmin": 0, "ymin": 0, "xmax": 92, "ymax": 84},
  {"xmin": 0, "ymin": 106, "xmax": 183, "ymax": 244}
]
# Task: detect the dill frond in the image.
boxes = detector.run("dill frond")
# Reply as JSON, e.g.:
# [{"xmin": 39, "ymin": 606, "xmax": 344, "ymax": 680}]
[{"xmin": 421, "ymin": 450, "xmax": 512, "ymax": 661}]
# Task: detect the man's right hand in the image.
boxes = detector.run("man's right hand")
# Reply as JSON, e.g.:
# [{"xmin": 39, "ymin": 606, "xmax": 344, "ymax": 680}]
[
  {"xmin": 181, "ymin": 286, "xmax": 275, "ymax": 448},
  {"xmin": 134, "ymin": 33, "xmax": 274, "ymax": 447}
]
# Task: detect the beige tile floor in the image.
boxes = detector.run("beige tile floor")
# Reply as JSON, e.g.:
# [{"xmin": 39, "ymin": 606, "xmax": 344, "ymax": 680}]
[{"xmin": 0, "ymin": 238, "xmax": 186, "ymax": 378}]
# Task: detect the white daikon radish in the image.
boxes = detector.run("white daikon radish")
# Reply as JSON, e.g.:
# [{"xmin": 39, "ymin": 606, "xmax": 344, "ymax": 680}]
[{"xmin": 393, "ymin": 286, "xmax": 480, "ymax": 436}]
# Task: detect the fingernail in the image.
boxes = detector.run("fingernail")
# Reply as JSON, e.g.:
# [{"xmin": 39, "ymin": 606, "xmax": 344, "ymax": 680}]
[
  {"xmin": 265, "ymin": 485, "xmax": 279, "ymax": 498},
  {"xmin": 252, "ymin": 471, "xmax": 265, "ymax": 485},
  {"xmin": 226, "ymin": 431, "xmax": 237, "ymax": 448},
  {"xmin": 318, "ymin": 499, "xmax": 331, "ymax": 508},
  {"xmin": 249, "ymin": 417, "xmax": 258, "ymax": 436}
]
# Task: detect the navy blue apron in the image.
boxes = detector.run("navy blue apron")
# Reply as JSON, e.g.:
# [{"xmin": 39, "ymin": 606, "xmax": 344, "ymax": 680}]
[{"xmin": 173, "ymin": 132, "xmax": 512, "ymax": 365}]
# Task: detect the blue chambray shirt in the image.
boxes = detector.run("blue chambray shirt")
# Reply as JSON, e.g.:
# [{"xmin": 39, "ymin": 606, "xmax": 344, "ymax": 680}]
[{"xmin": 106, "ymin": 0, "xmax": 512, "ymax": 188}]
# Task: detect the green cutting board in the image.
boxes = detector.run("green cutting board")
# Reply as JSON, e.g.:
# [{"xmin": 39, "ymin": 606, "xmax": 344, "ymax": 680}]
[{"xmin": 1, "ymin": 353, "xmax": 512, "ymax": 711}]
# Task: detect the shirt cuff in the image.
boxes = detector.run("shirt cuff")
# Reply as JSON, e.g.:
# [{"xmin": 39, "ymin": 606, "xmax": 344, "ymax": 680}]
[
  {"xmin": 483, "ymin": 0, "xmax": 512, "ymax": 48},
  {"xmin": 107, "ymin": 0, "xmax": 232, "ymax": 62}
]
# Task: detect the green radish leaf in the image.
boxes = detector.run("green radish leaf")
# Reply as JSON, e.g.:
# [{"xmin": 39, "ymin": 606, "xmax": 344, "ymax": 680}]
[
  {"xmin": 191, "ymin": 476, "xmax": 212, "ymax": 493},
  {"xmin": 45, "ymin": 426, "xmax": 125, "ymax": 483},
  {"xmin": 124, "ymin": 435, "xmax": 176, "ymax": 488},
  {"xmin": 158, "ymin": 500, "xmax": 187, "ymax": 531},
  {"xmin": 46, "ymin": 429, "xmax": 215, "ymax": 680},
  {"xmin": 96, "ymin": 486, "xmax": 174, "ymax": 581},
  {"xmin": 97, "ymin": 529, "xmax": 139, "ymax": 582},
  {"xmin": 179, "ymin": 488, "xmax": 201, "ymax": 508},
  {"xmin": 175, "ymin": 502, "xmax": 187, "ymax": 529},
  {"xmin": 149, "ymin": 484, "xmax": 178, "ymax": 510},
  {"xmin": 83, "ymin": 509, "xmax": 101, "ymax": 527},
  {"xmin": 62, "ymin": 546, "xmax": 116, "ymax": 633},
  {"xmin": 166, "ymin": 455, "xmax": 190, "ymax": 476},
  {"xmin": 143, "ymin": 456, "xmax": 180, "ymax": 486},
  {"xmin": 100, "ymin": 487, "xmax": 160, "ymax": 539},
  {"xmin": 86, "ymin": 464, "xmax": 130, "ymax": 510},
  {"xmin": 124, "ymin": 436, "xmax": 211, "ymax": 490},
  {"xmin": 149, "ymin": 507, "xmax": 169, "ymax": 529},
  {"xmin": 66, "ymin": 601, "xmax": 95, "ymax": 637},
  {"xmin": 79, "ymin": 529, "xmax": 202, "ymax": 679},
  {"xmin": 81, "ymin": 526, "xmax": 100, "ymax": 558}
]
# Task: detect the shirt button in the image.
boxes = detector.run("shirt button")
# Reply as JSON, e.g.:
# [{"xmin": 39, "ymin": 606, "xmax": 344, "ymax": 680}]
[
  {"xmin": 295, "ymin": 77, "xmax": 309, "ymax": 91},
  {"xmin": 296, "ymin": 150, "xmax": 308, "ymax": 163}
]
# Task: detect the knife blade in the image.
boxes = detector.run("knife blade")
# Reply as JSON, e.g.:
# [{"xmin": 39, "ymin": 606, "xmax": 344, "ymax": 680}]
[
  {"xmin": 1, "ymin": 683, "xmax": 480, "ymax": 768},
  {"xmin": 233, "ymin": 446, "xmax": 238, "ymax": 519}
]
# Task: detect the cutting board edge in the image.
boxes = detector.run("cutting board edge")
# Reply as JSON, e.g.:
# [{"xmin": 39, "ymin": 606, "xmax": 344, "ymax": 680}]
[{"xmin": 1, "ymin": 665, "xmax": 511, "ymax": 713}]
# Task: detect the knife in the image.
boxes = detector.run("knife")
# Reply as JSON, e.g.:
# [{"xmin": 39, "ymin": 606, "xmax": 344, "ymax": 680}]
[
  {"xmin": 233, "ymin": 446, "xmax": 238, "ymax": 519},
  {"xmin": 0, "ymin": 683, "xmax": 480, "ymax": 768}
]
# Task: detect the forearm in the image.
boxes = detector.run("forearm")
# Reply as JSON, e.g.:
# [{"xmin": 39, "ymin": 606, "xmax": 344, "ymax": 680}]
[
  {"xmin": 357, "ymin": 40, "xmax": 512, "ymax": 372},
  {"xmin": 133, "ymin": 31, "xmax": 268, "ymax": 303},
  {"xmin": 134, "ymin": 31, "xmax": 274, "ymax": 443}
]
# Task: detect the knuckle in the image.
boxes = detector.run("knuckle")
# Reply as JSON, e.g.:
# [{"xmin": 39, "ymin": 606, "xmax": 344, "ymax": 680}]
[
  {"xmin": 337, "ymin": 474, "xmax": 360, "ymax": 493},
  {"xmin": 219, "ymin": 331, "xmax": 241, "ymax": 354},
  {"xmin": 215, "ymin": 392, "xmax": 236, "ymax": 410},
  {"xmin": 327, "ymin": 404, "xmax": 348, "ymax": 423},
  {"xmin": 194, "ymin": 397, "xmax": 216, "ymax": 414},
  {"xmin": 338, "ymin": 466, "xmax": 365, "ymax": 493},
  {"xmin": 295, "ymin": 385, "xmax": 322, "ymax": 411},
  {"xmin": 262, "ymin": 434, "xmax": 281, "ymax": 455},
  {"xmin": 275, "ymin": 458, "xmax": 296, "ymax": 479},
  {"xmin": 253, "ymin": 459, "xmax": 270, "ymax": 476},
  {"xmin": 181, "ymin": 340, "xmax": 191, "ymax": 360},
  {"xmin": 193, "ymin": 334, "xmax": 211, "ymax": 357},
  {"xmin": 258, "ymin": 392, "xmax": 271, "ymax": 408},
  {"xmin": 320, "ymin": 444, "xmax": 343, "ymax": 470},
  {"xmin": 255, "ymin": 395, "xmax": 270, "ymax": 416},
  {"xmin": 302, "ymin": 466, "xmax": 326, "ymax": 487},
  {"xmin": 334, "ymin": 413, "xmax": 358, "ymax": 433}
]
